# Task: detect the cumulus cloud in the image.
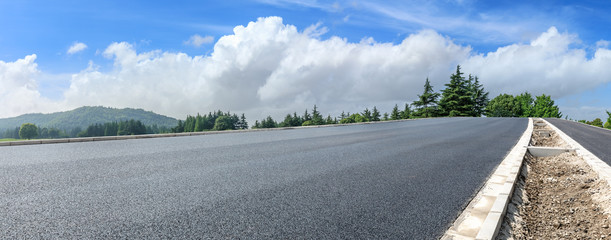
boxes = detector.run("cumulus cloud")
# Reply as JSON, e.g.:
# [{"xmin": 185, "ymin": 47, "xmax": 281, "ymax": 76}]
[
  {"xmin": 62, "ymin": 17, "xmax": 469, "ymax": 120},
  {"xmin": 184, "ymin": 34, "xmax": 214, "ymax": 47},
  {"xmin": 0, "ymin": 55, "xmax": 61, "ymax": 117},
  {"xmin": 2, "ymin": 17, "xmax": 611, "ymax": 122},
  {"xmin": 67, "ymin": 42, "xmax": 87, "ymax": 54},
  {"xmin": 461, "ymin": 27, "xmax": 611, "ymax": 99}
]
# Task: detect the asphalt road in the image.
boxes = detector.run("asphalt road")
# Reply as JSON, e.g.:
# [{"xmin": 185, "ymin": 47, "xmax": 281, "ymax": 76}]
[
  {"xmin": 0, "ymin": 118, "xmax": 527, "ymax": 239},
  {"xmin": 546, "ymin": 118, "xmax": 611, "ymax": 164}
]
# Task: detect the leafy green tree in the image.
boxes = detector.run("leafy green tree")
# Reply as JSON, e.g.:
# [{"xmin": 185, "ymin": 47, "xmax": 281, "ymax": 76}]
[
  {"xmin": 372, "ymin": 106, "xmax": 381, "ymax": 121},
  {"xmin": 383, "ymin": 112, "xmax": 389, "ymax": 121},
  {"xmin": 590, "ymin": 118, "xmax": 604, "ymax": 128},
  {"xmin": 213, "ymin": 116, "xmax": 234, "ymax": 130},
  {"xmin": 515, "ymin": 92, "xmax": 534, "ymax": 117},
  {"xmin": 469, "ymin": 76, "xmax": 489, "ymax": 117},
  {"xmin": 412, "ymin": 78, "xmax": 440, "ymax": 118},
  {"xmin": 340, "ymin": 113, "xmax": 366, "ymax": 123},
  {"xmin": 302, "ymin": 120, "xmax": 313, "ymax": 126},
  {"xmin": 485, "ymin": 94, "xmax": 519, "ymax": 117},
  {"xmin": 605, "ymin": 110, "xmax": 611, "ymax": 129},
  {"xmin": 531, "ymin": 94, "xmax": 562, "ymax": 118},
  {"xmin": 339, "ymin": 111, "xmax": 347, "ymax": 121},
  {"xmin": 390, "ymin": 104, "xmax": 401, "ymax": 120},
  {"xmin": 48, "ymin": 128, "xmax": 61, "ymax": 138},
  {"xmin": 438, "ymin": 66, "xmax": 474, "ymax": 116},
  {"xmin": 19, "ymin": 123, "xmax": 38, "ymax": 139}
]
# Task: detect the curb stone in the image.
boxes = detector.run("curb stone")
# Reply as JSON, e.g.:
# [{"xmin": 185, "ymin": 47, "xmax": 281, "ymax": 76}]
[{"xmin": 442, "ymin": 118, "xmax": 533, "ymax": 240}]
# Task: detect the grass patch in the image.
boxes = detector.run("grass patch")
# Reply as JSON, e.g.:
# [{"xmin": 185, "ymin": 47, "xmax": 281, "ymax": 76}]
[{"xmin": 0, "ymin": 138, "xmax": 21, "ymax": 142}]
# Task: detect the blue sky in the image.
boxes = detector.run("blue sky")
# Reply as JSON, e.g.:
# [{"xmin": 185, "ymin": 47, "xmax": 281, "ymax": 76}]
[{"xmin": 1, "ymin": 0, "xmax": 611, "ymax": 121}]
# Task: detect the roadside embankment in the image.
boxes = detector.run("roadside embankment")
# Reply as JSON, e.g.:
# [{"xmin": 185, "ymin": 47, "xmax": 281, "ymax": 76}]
[{"xmin": 497, "ymin": 120, "xmax": 611, "ymax": 239}]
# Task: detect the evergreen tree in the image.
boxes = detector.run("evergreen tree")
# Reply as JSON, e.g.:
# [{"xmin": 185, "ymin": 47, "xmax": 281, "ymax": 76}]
[
  {"xmin": 279, "ymin": 114, "xmax": 293, "ymax": 127},
  {"xmin": 339, "ymin": 111, "xmax": 347, "ymax": 121},
  {"xmin": 325, "ymin": 115, "xmax": 336, "ymax": 124},
  {"xmin": 401, "ymin": 103, "xmax": 411, "ymax": 119},
  {"xmin": 173, "ymin": 120, "xmax": 185, "ymax": 133},
  {"xmin": 237, "ymin": 113, "xmax": 248, "ymax": 129},
  {"xmin": 253, "ymin": 120, "xmax": 261, "ymax": 129},
  {"xmin": 372, "ymin": 106, "xmax": 381, "ymax": 121},
  {"xmin": 470, "ymin": 76, "xmax": 489, "ymax": 117},
  {"xmin": 311, "ymin": 105, "xmax": 324, "ymax": 125},
  {"xmin": 362, "ymin": 108, "xmax": 372, "ymax": 122},
  {"xmin": 438, "ymin": 65, "xmax": 474, "ymax": 116},
  {"xmin": 303, "ymin": 109, "xmax": 311, "ymax": 122},
  {"xmin": 412, "ymin": 78, "xmax": 440, "ymax": 118},
  {"xmin": 291, "ymin": 112, "xmax": 303, "ymax": 126},
  {"xmin": 383, "ymin": 113, "xmax": 389, "ymax": 121},
  {"xmin": 195, "ymin": 114, "xmax": 205, "ymax": 131},
  {"xmin": 260, "ymin": 116, "xmax": 277, "ymax": 128},
  {"xmin": 390, "ymin": 104, "xmax": 401, "ymax": 120}
]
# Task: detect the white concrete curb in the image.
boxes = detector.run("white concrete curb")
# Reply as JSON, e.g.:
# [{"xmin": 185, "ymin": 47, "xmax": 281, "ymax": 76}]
[
  {"xmin": 442, "ymin": 118, "xmax": 533, "ymax": 240},
  {"xmin": 542, "ymin": 119, "xmax": 611, "ymax": 191}
]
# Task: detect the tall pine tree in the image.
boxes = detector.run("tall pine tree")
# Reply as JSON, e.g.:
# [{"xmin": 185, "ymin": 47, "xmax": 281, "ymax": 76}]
[
  {"xmin": 412, "ymin": 78, "xmax": 440, "ymax": 118},
  {"xmin": 438, "ymin": 65, "xmax": 474, "ymax": 116},
  {"xmin": 469, "ymin": 75, "xmax": 489, "ymax": 117}
]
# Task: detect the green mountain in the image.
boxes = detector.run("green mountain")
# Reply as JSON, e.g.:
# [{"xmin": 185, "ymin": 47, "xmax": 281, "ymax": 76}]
[{"xmin": 0, "ymin": 106, "xmax": 178, "ymax": 131}]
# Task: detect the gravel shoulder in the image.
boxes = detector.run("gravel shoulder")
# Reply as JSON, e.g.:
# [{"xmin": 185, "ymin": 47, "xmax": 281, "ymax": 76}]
[{"xmin": 498, "ymin": 122, "xmax": 611, "ymax": 239}]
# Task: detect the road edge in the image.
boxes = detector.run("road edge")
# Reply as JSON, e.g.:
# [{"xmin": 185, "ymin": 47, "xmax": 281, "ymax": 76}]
[{"xmin": 442, "ymin": 118, "xmax": 533, "ymax": 240}]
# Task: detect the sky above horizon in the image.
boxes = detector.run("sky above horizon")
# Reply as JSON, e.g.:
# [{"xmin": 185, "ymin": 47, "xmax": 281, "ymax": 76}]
[{"xmin": 1, "ymin": 0, "xmax": 611, "ymax": 121}]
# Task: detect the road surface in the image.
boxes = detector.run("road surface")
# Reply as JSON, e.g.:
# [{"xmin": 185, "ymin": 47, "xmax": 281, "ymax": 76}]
[
  {"xmin": 546, "ymin": 118, "xmax": 611, "ymax": 164},
  {"xmin": 0, "ymin": 118, "xmax": 527, "ymax": 239}
]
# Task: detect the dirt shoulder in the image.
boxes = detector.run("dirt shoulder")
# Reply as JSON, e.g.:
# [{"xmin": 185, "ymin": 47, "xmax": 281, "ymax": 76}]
[{"xmin": 498, "ymin": 123, "xmax": 611, "ymax": 239}]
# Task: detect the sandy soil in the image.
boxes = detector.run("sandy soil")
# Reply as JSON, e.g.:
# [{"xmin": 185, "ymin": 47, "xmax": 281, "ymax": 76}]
[{"xmin": 497, "ymin": 124, "xmax": 611, "ymax": 239}]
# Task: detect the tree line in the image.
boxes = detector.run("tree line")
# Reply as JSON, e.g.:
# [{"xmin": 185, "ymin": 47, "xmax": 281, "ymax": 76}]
[
  {"xmin": 577, "ymin": 110, "xmax": 611, "ymax": 129},
  {"xmin": 252, "ymin": 65, "xmax": 562, "ymax": 128},
  {"xmin": 171, "ymin": 110, "xmax": 248, "ymax": 133},
  {"xmin": 6, "ymin": 65, "xmax": 566, "ymax": 139}
]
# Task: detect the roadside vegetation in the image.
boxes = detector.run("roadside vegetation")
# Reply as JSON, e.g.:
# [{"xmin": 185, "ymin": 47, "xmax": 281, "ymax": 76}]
[
  {"xmin": 1, "ymin": 65, "xmax": 566, "ymax": 140},
  {"xmin": 577, "ymin": 110, "xmax": 611, "ymax": 129}
]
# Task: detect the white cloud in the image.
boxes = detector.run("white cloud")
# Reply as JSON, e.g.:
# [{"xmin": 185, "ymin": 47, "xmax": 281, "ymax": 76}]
[
  {"xmin": 184, "ymin": 34, "xmax": 214, "ymax": 47},
  {"xmin": 461, "ymin": 27, "xmax": 611, "ymax": 99},
  {"xmin": 67, "ymin": 42, "xmax": 87, "ymax": 54},
  {"xmin": 0, "ymin": 55, "xmax": 61, "ymax": 118},
  {"xmin": 2, "ymin": 17, "xmax": 611, "ymax": 122}
]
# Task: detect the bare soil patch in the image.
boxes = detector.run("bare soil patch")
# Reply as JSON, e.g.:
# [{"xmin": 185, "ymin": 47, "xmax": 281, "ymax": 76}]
[{"xmin": 497, "ymin": 124, "xmax": 611, "ymax": 239}]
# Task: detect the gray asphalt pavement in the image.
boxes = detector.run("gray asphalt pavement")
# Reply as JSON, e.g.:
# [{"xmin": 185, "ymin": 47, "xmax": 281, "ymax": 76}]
[
  {"xmin": 0, "ymin": 118, "xmax": 527, "ymax": 239},
  {"xmin": 546, "ymin": 118, "xmax": 611, "ymax": 164}
]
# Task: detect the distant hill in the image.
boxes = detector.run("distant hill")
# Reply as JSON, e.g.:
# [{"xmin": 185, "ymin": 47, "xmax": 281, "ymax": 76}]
[{"xmin": 0, "ymin": 106, "xmax": 178, "ymax": 131}]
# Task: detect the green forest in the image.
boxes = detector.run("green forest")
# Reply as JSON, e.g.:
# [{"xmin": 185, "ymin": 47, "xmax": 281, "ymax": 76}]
[{"xmin": 4, "ymin": 65, "xmax": 585, "ymax": 140}]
